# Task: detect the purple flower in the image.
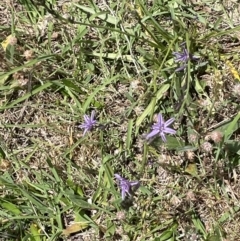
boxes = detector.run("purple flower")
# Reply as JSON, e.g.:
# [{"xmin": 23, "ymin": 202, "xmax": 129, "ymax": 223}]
[
  {"xmin": 173, "ymin": 44, "xmax": 199, "ymax": 71},
  {"xmin": 78, "ymin": 110, "xmax": 97, "ymax": 136},
  {"xmin": 114, "ymin": 174, "xmax": 140, "ymax": 200},
  {"xmin": 146, "ymin": 113, "xmax": 176, "ymax": 142}
]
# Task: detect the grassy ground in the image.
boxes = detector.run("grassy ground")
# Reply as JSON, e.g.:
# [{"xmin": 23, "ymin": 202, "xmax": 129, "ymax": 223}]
[{"xmin": 1, "ymin": 0, "xmax": 240, "ymax": 240}]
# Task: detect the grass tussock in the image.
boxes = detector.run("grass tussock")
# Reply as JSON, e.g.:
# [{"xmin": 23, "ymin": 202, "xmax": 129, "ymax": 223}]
[{"xmin": 0, "ymin": 0, "xmax": 240, "ymax": 240}]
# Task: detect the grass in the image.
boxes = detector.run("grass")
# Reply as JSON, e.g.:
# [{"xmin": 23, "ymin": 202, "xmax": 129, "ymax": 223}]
[{"xmin": 0, "ymin": 0, "xmax": 240, "ymax": 240}]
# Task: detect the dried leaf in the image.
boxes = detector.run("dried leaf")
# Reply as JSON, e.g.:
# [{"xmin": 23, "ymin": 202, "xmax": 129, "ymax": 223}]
[
  {"xmin": 1, "ymin": 35, "xmax": 17, "ymax": 51},
  {"xmin": 225, "ymin": 59, "xmax": 240, "ymax": 81},
  {"xmin": 185, "ymin": 163, "xmax": 198, "ymax": 177},
  {"xmin": 62, "ymin": 222, "xmax": 89, "ymax": 236}
]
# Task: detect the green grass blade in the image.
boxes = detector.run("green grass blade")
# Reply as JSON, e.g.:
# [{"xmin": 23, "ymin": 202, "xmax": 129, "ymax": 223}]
[
  {"xmin": 136, "ymin": 84, "xmax": 170, "ymax": 128},
  {"xmin": 82, "ymin": 75, "xmax": 119, "ymax": 112},
  {"xmin": 74, "ymin": 4, "xmax": 120, "ymax": 25},
  {"xmin": 224, "ymin": 112, "xmax": 240, "ymax": 141},
  {"xmin": 1, "ymin": 81, "xmax": 53, "ymax": 110}
]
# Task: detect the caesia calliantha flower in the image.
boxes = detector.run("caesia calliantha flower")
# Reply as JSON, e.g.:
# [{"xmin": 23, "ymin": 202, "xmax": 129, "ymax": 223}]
[
  {"xmin": 114, "ymin": 174, "xmax": 140, "ymax": 200},
  {"xmin": 78, "ymin": 110, "xmax": 97, "ymax": 136},
  {"xmin": 145, "ymin": 113, "xmax": 176, "ymax": 142},
  {"xmin": 173, "ymin": 44, "xmax": 199, "ymax": 71}
]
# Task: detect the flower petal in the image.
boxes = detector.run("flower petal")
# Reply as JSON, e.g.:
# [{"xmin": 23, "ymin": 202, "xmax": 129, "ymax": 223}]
[
  {"xmin": 157, "ymin": 114, "xmax": 163, "ymax": 125},
  {"xmin": 114, "ymin": 174, "xmax": 122, "ymax": 181},
  {"xmin": 84, "ymin": 114, "xmax": 90, "ymax": 122},
  {"xmin": 173, "ymin": 53, "xmax": 182, "ymax": 59},
  {"xmin": 175, "ymin": 64, "xmax": 186, "ymax": 72},
  {"xmin": 130, "ymin": 181, "xmax": 140, "ymax": 187},
  {"xmin": 90, "ymin": 110, "xmax": 95, "ymax": 121},
  {"xmin": 164, "ymin": 127, "xmax": 176, "ymax": 134},
  {"xmin": 82, "ymin": 128, "xmax": 88, "ymax": 136},
  {"xmin": 78, "ymin": 124, "xmax": 85, "ymax": 129},
  {"xmin": 121, "ymin": 189, "xmax": 126, "ymax": 200},
  {"xmin": 160, "ymin": 133, "xmax": 167, "ymax": 142},
  {"xmin": 164, "ymin": 118, "xmax": 175, "ymax": 126},
  {"xmin": 183, "ymin": 48, "xmax": 189, "ymax": 57},
  {"xmin": 146, "ymin": 129, "xmax": 159, "ymax": 140},
  {"xmin": 151, "ymin": 123, "xmax": 160, "ymax": 130}
]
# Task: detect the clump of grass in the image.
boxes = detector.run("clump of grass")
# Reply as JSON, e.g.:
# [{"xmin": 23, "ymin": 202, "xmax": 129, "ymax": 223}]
[{"xmin": 1, "ymin": 0, "xmax": 240, "ymax": 240}]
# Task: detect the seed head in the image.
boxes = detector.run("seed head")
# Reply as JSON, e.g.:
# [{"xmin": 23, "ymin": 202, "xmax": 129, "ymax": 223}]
[
  {"xmin": 116, "ymin": 226, "xmax": 124, "ymax": 235},
  {"xmin": 210, "ymin": 131, "xmax": 223, "ymax": 143},
  {"xmin": 188, "ymin": 133, "xmax": 198, "ymax": 143},
  {"xmin": 204, "ymin": 134, "xmax": 211, "ymax": 141},
  {"xmin": 186, "ymin": 190, "xmax": 196, "ymax": 201},
  {"xmin": 23, "ymin": 50, "xmax": 34, "ymax": 60},
  {"xmin": 201, "ymin": 141, "xmax": 213, "ymax": 153},
  {"xmin": 186, "ymin": 232, "xmax": 199, "ymax": 241},
  {"xmin": 232, "ymin": 84, "xmax": 240, "ymax": 96},
  {"xmin": 8, "ymin": 35, "xmax": 17, "ymax": 45},
  {"xmin": 116, "ymin": 211, "xmax": 126, "ymax": 220},
  {"xmin": 130, "ymin": 79, "xmax": 143, "ymax": 91},
  {"xmin": 18, "ymin": 78, "xmax": 29, "ymax": 87},
  {"xmin": 185, "ymin": 151, "xmax": 195, "ymax": 160},
  {"xmin": 51, "ymin": 32, "xmax": 59, "ymax": 39}
]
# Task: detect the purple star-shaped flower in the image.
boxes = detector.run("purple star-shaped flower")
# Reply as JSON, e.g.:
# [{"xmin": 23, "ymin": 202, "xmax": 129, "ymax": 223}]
[
  {"xmin": 146, "ymin": 113, "xmax": 176, "ymax": 142},
  {"xmin": 173, "ymin": 44, "xmax": 199, "ymax": 71},
  {"xmin": 78, "ymin": 110, "xmax": 97, "ymax": 136},
  {"xmin": 114, "ymin": 174, "xmax": 140, "ymax": 200}
]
